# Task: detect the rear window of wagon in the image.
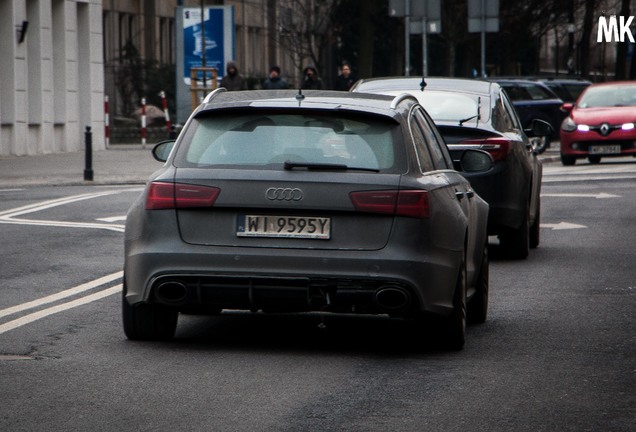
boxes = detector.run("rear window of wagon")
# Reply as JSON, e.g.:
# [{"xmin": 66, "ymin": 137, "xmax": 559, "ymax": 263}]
[{"xmin": 173, "ymin": 111, "xmax": 402, "ymax": 172}]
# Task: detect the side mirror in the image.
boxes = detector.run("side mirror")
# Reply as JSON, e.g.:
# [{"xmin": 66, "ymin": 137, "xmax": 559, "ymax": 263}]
[
  {"xmin": 525, "ymin": 119, "xmax": 553, "ymax": 137},
  {"xmin": 560, "ymin": 102, "xmax": 574, "ymax": 113},
  {"xmin": 152, "ymin": 140, "xmax": 176, "ymax": 162},
  {"xmin": 453, "ymin": 149, "xmax": 494, "ymax": 173}
]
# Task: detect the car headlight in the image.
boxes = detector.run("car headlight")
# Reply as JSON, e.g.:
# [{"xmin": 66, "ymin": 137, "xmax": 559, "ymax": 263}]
[
  {"xmin": 621, "ymin": 122, "xmax": 635, "ymax": 130},
  {"xmin": 561, "ymin": 117, "xmax": 577, "ymax": 132}
]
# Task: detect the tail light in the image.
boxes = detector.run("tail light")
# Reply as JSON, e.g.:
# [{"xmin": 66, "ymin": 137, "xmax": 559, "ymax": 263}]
[
  {"xmin": 460, "ymin": 138, "xmax": 511, "ymax": 161},
  {"xmin": 350, "ymin": 190, "xmax": 430, "ymax": 218},
  {"xmin": 146, "ymin": 182, "xmax": 220, "ymax": 210}
]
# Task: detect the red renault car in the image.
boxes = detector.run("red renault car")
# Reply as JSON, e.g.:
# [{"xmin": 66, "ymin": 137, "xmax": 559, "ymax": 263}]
[{"xmin": 560, "ymin": 81, "xmax": 636, "ymax": 165}]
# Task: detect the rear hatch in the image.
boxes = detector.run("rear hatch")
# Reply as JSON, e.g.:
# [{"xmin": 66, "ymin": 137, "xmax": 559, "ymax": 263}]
[
  {"xmin": 169, "ymin": 109, "xmax": 406, "ymax": 251},
  {"xmin": 174, "ymin": 169, "xmax": 402, "ymax": 250}
]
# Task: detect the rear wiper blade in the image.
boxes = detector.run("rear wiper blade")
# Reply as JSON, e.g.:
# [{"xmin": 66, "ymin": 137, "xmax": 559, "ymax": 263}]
[
  {"xmin": 283, "ymin": 161, "xmax": 380, "ymax": 172},
  {"xmin": 458, "ymin": 114, "xmax": 479, "ymax": 126},
  {"xmin": 459, "ymin": 96, "xmax": 482, "ymax": 126}
]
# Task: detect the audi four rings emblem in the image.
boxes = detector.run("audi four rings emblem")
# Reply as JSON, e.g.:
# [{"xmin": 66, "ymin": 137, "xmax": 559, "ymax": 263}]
[{"xmin": 266, "ymin": 187, "xmax": 304, "ymax": 201}]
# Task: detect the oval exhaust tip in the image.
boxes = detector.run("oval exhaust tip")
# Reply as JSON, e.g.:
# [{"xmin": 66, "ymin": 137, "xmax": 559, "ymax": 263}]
[
  {"xmin": 155, "ymin": 281, "xmax": 188, "ymax": 303},
  {"xmin": 375, "ymin": 286, "xmax": 410, "ymax": 310}
]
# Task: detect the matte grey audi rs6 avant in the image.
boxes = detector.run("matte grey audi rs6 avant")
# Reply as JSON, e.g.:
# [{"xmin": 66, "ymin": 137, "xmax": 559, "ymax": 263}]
[{"xmin": 123, "ymin": 89, "xmax": 492, "ymax": 350}]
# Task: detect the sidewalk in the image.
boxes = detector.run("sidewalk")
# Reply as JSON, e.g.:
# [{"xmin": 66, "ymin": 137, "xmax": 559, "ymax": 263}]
[
  {"xmin": 0, "ymin": 144, "xmax": 162, "ymax": 188},
  {"xmin": 0, "ymin": 143, "xmax": 562, "ymax": 189}
]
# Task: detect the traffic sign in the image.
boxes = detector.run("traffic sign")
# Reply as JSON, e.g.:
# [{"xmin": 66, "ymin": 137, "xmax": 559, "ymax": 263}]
[
  {"xmin": 468, "ymin": 0, "xmax": 499, "ymax": 32},
  {"xmin": 389, "ymin": 0, "xmax": 441, "ymax": 20},
  {"xmin": 410, "ymin": 20, "xmax": 442, "ymax": 35}
]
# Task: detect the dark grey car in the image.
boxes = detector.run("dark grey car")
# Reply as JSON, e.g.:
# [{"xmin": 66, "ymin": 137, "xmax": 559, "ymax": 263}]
[
  {"xmin": 351, "ymin": 77, "xmax": 547, "ymax": 259},
  {"xmin": 123, "ymin": 89, "xmax": 491, "ymax": 350}
]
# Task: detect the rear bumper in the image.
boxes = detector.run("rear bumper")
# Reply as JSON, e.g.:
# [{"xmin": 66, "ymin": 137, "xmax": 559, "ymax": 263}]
[{"xmin": 124, "ymin": 241, "xmax": 461, "ymax": 318}]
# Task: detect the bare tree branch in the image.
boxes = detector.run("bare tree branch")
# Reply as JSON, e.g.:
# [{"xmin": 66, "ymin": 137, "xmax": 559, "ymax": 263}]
[{"xmin": 273, "ymin": 0, "xmax": 342, "ymax": 76}]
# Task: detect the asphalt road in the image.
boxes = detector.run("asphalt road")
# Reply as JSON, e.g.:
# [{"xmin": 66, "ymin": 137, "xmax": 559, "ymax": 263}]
[{"xmin": 1, "ymin": 161, "xmax": 634, "ymax": 431}]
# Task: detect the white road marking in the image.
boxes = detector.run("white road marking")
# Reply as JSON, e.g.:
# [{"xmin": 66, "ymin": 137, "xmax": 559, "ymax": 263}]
[
  {"xmin": 541, "ymin": 192, "xmax": 620, "ymax": 199},
  {"xmin": 0, "ymin": 189, "xmax": 138, "ymax": 232},
  {"xmin": 0, "ymin": 271, "xmax": 123, "ymax": 319},
  {"xmin": 96, "ymin": 216, "xmax": 127, "ymax": 223},
  {"xmin": 541, "ymin": 222, "xmax": 588, "ymax": 230},
  {"xmin": 0, "ymin": 191, "xmax": 121, "ymax": 218},
  {"xmin": 0, "ymin": 190, "xmax": 140, "ymax": 334},
  {"xmin": 0, "ymin": 217, "xmax": 125, "ymax": 232},
  {"xmin": 0, "ymin": 285, "xmax": 121, "ymax": 335}
]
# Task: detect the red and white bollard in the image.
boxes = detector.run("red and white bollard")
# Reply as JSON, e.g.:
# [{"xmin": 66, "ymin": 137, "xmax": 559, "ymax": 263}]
[
  {"xmin": 141, "ymin": 97, "xmax": 147, "ymax": 148},
  {"xmin": 104, "ymin": 96, "xmax": 110, "ymax": 148},
  {"xmin": 160, "ymin": 91, "xmax": 171, "ymax": 133}
]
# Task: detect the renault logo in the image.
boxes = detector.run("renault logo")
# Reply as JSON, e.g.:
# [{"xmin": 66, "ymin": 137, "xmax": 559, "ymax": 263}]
[
  {"xmin": 600, "ymin": 123, "xmax": 610, "ymax": 136},
  {"xmin": 266, "ymin": 187, "xmax": 304, "ymax": 201}
]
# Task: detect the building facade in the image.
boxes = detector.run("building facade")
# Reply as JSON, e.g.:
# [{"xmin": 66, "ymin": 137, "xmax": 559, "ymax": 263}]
[
  {"xmin": 1, "ymin": 0, "xmax": 104, "ymax": 157},
  {"xmin": 2, "ymin": 0, "xmax": 301, "ymax": 156},
  {"xmin": 8, "ymin": 1, "xmax": 628, "ymax": 156},
  {"xmin": 103, "ymin": 0, "xmax": 300, "ymax": 127}
]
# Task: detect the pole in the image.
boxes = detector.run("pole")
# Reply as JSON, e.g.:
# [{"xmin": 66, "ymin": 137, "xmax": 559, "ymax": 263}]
[
  {"xmin": 104, "ymin": 96, "xmax": 110, "ymax": 149},
  {"xmin": 84, "ymin": 126, "xmax": 93, "ymax": 181},
  {"xmin": 141, "ymin": 97, "xmax": 147, "ymax": 149},
  {"xmin": 160, "ymin": 91, "xmax": 171, "ymax": 133},
  {"xmin": 200, "ymin": 0, "xmax": 207, "ymax": 89},
  {"xmin": 481, "ymin": 0, "xmax": 486, "ymax": 77},
  {"xmin": 422, "ymin": 18, "xmax": 428, "ymax": 77},
  {"xmin": 405, "ymin": 0, "xmax": 411, "ymax": 76}
]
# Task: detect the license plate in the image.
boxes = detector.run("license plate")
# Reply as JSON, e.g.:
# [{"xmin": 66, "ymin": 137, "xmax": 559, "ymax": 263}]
[
  {"xmin": 589, "ymin": 145, "xmax": 621, "ymax": 154},
  {"xmin": 237, "ymin": 215, "xmax": 331, "ymax": 239}
]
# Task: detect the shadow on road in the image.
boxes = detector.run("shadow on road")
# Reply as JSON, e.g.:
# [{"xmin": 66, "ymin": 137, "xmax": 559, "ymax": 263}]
[{"xmin": 140, "ymin": 311, "xmax": 481, "ymax": 357}]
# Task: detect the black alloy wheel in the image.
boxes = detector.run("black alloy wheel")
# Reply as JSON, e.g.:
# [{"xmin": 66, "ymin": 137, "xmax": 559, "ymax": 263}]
[
  {"xmin": 468, "ymin": 245, "xmax": 489, "ymax": 325},
  {"xmin": 443, "ymin": 256, "xmax": 467, "ymax": 350}
]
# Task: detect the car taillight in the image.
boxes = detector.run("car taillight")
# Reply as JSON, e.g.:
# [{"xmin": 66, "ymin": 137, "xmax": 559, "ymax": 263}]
[
  {"xmin": 349, "ymin": 190, "xmax": 430, "ymax": 218},
  {"xmin": 460, "ymin": 138, "xmax": 511, "ymax": 162},
  {"xmin": 145, "ymin": 182, "xmax": 220, "ymax": 210}
]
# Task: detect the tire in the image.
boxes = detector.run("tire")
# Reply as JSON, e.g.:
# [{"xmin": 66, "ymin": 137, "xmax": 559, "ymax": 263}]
[
  {"xmin": 499, "ymin": 210, "xmax": 530, "ymax": 259},
  {"xmin": 122, "ymin": 288, "xmax": 178, "ymax": 341},
  {"xmin": 588, "ymin": 155, "xmax": 601, "ymax": 164},
  {"xmin": 530, "ymin": 199, "xmax": 541, "ymax": 249},
  {"xmin": 442, "ymin": 257, "xmax": 467, "ymax": 351},
  {"xmin": 468, "ymin": 245, "xmax": 489, "ymax": 325},
  {"xmin": 560, "ymin": 154, "xmax": 576, "ymax": 166}
]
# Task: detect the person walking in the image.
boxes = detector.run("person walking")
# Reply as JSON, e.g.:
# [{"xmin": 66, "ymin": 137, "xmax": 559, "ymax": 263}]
[
  {"xmin": 301, "ymin": 66, "xmax": 323, "ymax": 90},
  {"xmin": 220, "ymin": 61, "xmax": 247, "ymax": 91},
  {"xmin": 262, "ymin": 66, "xmax": 289, "ymax": 89},
  {"xmin": 334, "ymin": 62, "xmax": 356, "ymax": 91}
]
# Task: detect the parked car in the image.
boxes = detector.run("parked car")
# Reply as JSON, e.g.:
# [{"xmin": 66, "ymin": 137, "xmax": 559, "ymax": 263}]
[
  {"xmin": 560, "ymin": 81, "xmax": 636, "ymax": 165},
  {"xmin": 532, "ymin": 77, "xmax": 591, "ymax": 103},
  {"xmin": 351, "ymin": 77, "xmax": 548, "ymax": 259},
  {"xmin": 123, "ymin": 89, "xmax": 493, "ymax": 350},
  {"xmin": 489, "ymin": 78, "xmax": 562, "ymax": 153}
]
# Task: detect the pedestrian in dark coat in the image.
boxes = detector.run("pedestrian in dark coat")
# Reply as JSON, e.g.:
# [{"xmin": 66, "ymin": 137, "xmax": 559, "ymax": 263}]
[
  {"xmin": 262, "ymin": 66, "xmax": 289, "ymax": 89},
  {"xmin": 220, "ymin": 61, "xmax": 247, "ymax": 91},
  {"xmin": 301, "ymin": 66, "xmax": 323, "ymax": 90},
  {"xmin": 334, "ymin": 62, "xmax": 356, "ymax": 91}
]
